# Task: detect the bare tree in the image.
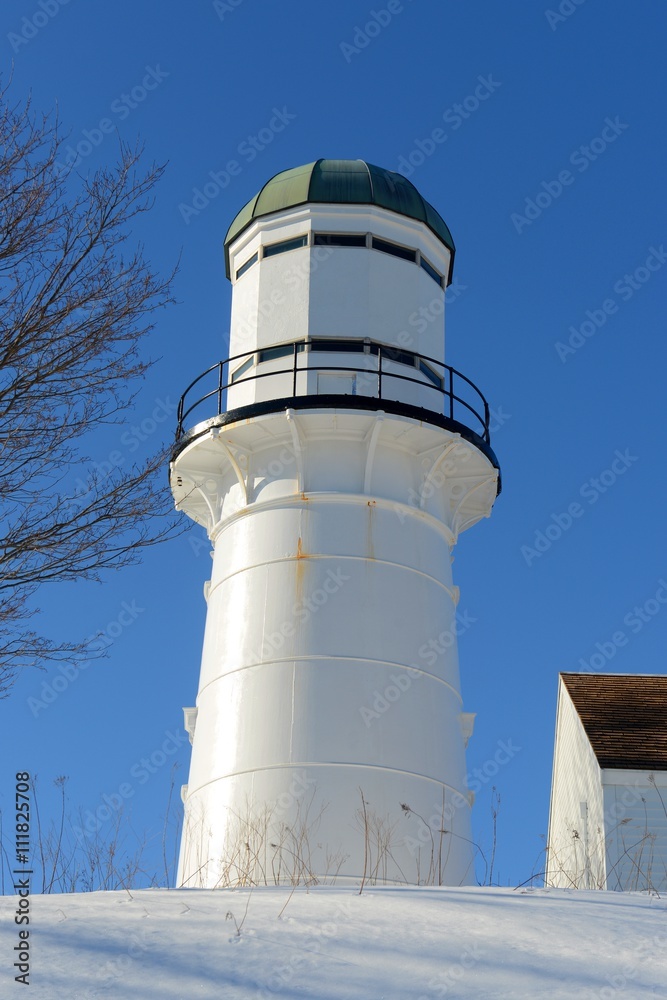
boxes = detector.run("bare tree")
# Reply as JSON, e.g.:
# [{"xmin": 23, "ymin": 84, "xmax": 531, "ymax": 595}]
[{"xmin": 0, "ymin": 84, "xmax": 180, "ymax": 695}]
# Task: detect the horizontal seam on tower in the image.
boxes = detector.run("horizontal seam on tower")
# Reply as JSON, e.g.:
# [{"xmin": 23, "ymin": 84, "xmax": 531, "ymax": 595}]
[
  {"xmin": 186, "ymin": 764, "xmax": 472, "ymax": 801},
  {"xmin": 195, "ymin": 657, "xmax": 464, "ymax": 702},
  {"xmin": 209, "ymin": 491, "xmax": 456, "ymax": 544},
  {"xmin": 206, "ymin": 553, "xmax": 458, "ymax": 600}
]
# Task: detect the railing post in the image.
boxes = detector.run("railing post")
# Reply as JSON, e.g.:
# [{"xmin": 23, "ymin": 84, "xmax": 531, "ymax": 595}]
[
  {"xmin": 449, "ymin": 369, "xmax": 454, "ymax": 420},
  {"xmin": 293, "ymin": 341, "xmax": 298, "ymax": 397},
  {"xmin": 218, "ymin": 362, "xmax": 223, "ymax": 415},
  {"xmin": 378, "ymin": 347, "xmax": 383, "ymax": 398}
]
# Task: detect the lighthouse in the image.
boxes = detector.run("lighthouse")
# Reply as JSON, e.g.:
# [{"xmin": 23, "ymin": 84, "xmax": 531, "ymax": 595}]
[{"xmin": 171, "ymin": 159, "xmax": 500, "ymax": 888}]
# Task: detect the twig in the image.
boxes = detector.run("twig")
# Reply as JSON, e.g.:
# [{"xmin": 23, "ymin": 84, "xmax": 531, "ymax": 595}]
[{"xmin": 359, "ymin": 789, "xmax": 369, "ymax": 895}]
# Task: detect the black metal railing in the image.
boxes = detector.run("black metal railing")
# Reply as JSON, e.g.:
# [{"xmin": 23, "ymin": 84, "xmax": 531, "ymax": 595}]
[{"xmin": 175, "ymin": 338, "xmax": 491, "ymax": 444}]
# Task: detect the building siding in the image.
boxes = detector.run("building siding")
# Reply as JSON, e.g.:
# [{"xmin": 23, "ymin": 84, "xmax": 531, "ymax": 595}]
[
  {"xmin": 602, "ymin": 770, "xmax": 667, "ymax": 892},
  {"xmin": 546, "ymin": 678, "xmax": 606, "ymax": 888}
]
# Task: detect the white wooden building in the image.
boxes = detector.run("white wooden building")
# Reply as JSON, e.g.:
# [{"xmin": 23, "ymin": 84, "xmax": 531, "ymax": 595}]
[{"xmin": 547, "ymin": 672, "xmax": 667, "ymax": 891}]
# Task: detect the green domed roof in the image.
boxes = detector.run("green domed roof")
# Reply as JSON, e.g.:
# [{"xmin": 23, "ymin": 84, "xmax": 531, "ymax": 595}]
[{"xmin": 224, "ymin": 159, "xmax": 455, "ymax": 278}]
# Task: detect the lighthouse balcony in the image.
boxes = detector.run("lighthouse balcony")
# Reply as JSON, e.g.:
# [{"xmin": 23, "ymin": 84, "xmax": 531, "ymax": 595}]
[{"xmin": 175, "ymin": 337, "xmax": 497, "ymax": 469}]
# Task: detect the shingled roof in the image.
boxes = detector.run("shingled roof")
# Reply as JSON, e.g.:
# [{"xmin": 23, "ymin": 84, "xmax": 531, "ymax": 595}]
[{"xmin": 561, "ymin": 673, "xmax": 667, "ymax": 770}]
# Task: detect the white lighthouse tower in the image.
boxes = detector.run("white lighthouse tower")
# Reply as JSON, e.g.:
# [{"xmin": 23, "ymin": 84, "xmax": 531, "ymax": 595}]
[{"xmin": 171, "ymin": 159, "xmax": 500, "ymax": 888}]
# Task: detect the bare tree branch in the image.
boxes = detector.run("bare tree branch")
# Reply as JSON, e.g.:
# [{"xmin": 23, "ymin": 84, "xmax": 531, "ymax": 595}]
[{"xmin": 0, "ymin": 82, "xmax": 182, "ymax": 694}]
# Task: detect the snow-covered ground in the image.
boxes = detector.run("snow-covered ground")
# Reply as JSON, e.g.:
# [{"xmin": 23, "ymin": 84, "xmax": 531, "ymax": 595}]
[{"xmin": 2, "ymin": 884, "xmax": 666, "ymax": 998}]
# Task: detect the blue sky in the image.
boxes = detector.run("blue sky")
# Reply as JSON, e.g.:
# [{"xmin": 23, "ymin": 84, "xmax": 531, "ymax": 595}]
[{"xmin": 2, "ymin": 0, "xmax": 666, "ymax": 889}]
